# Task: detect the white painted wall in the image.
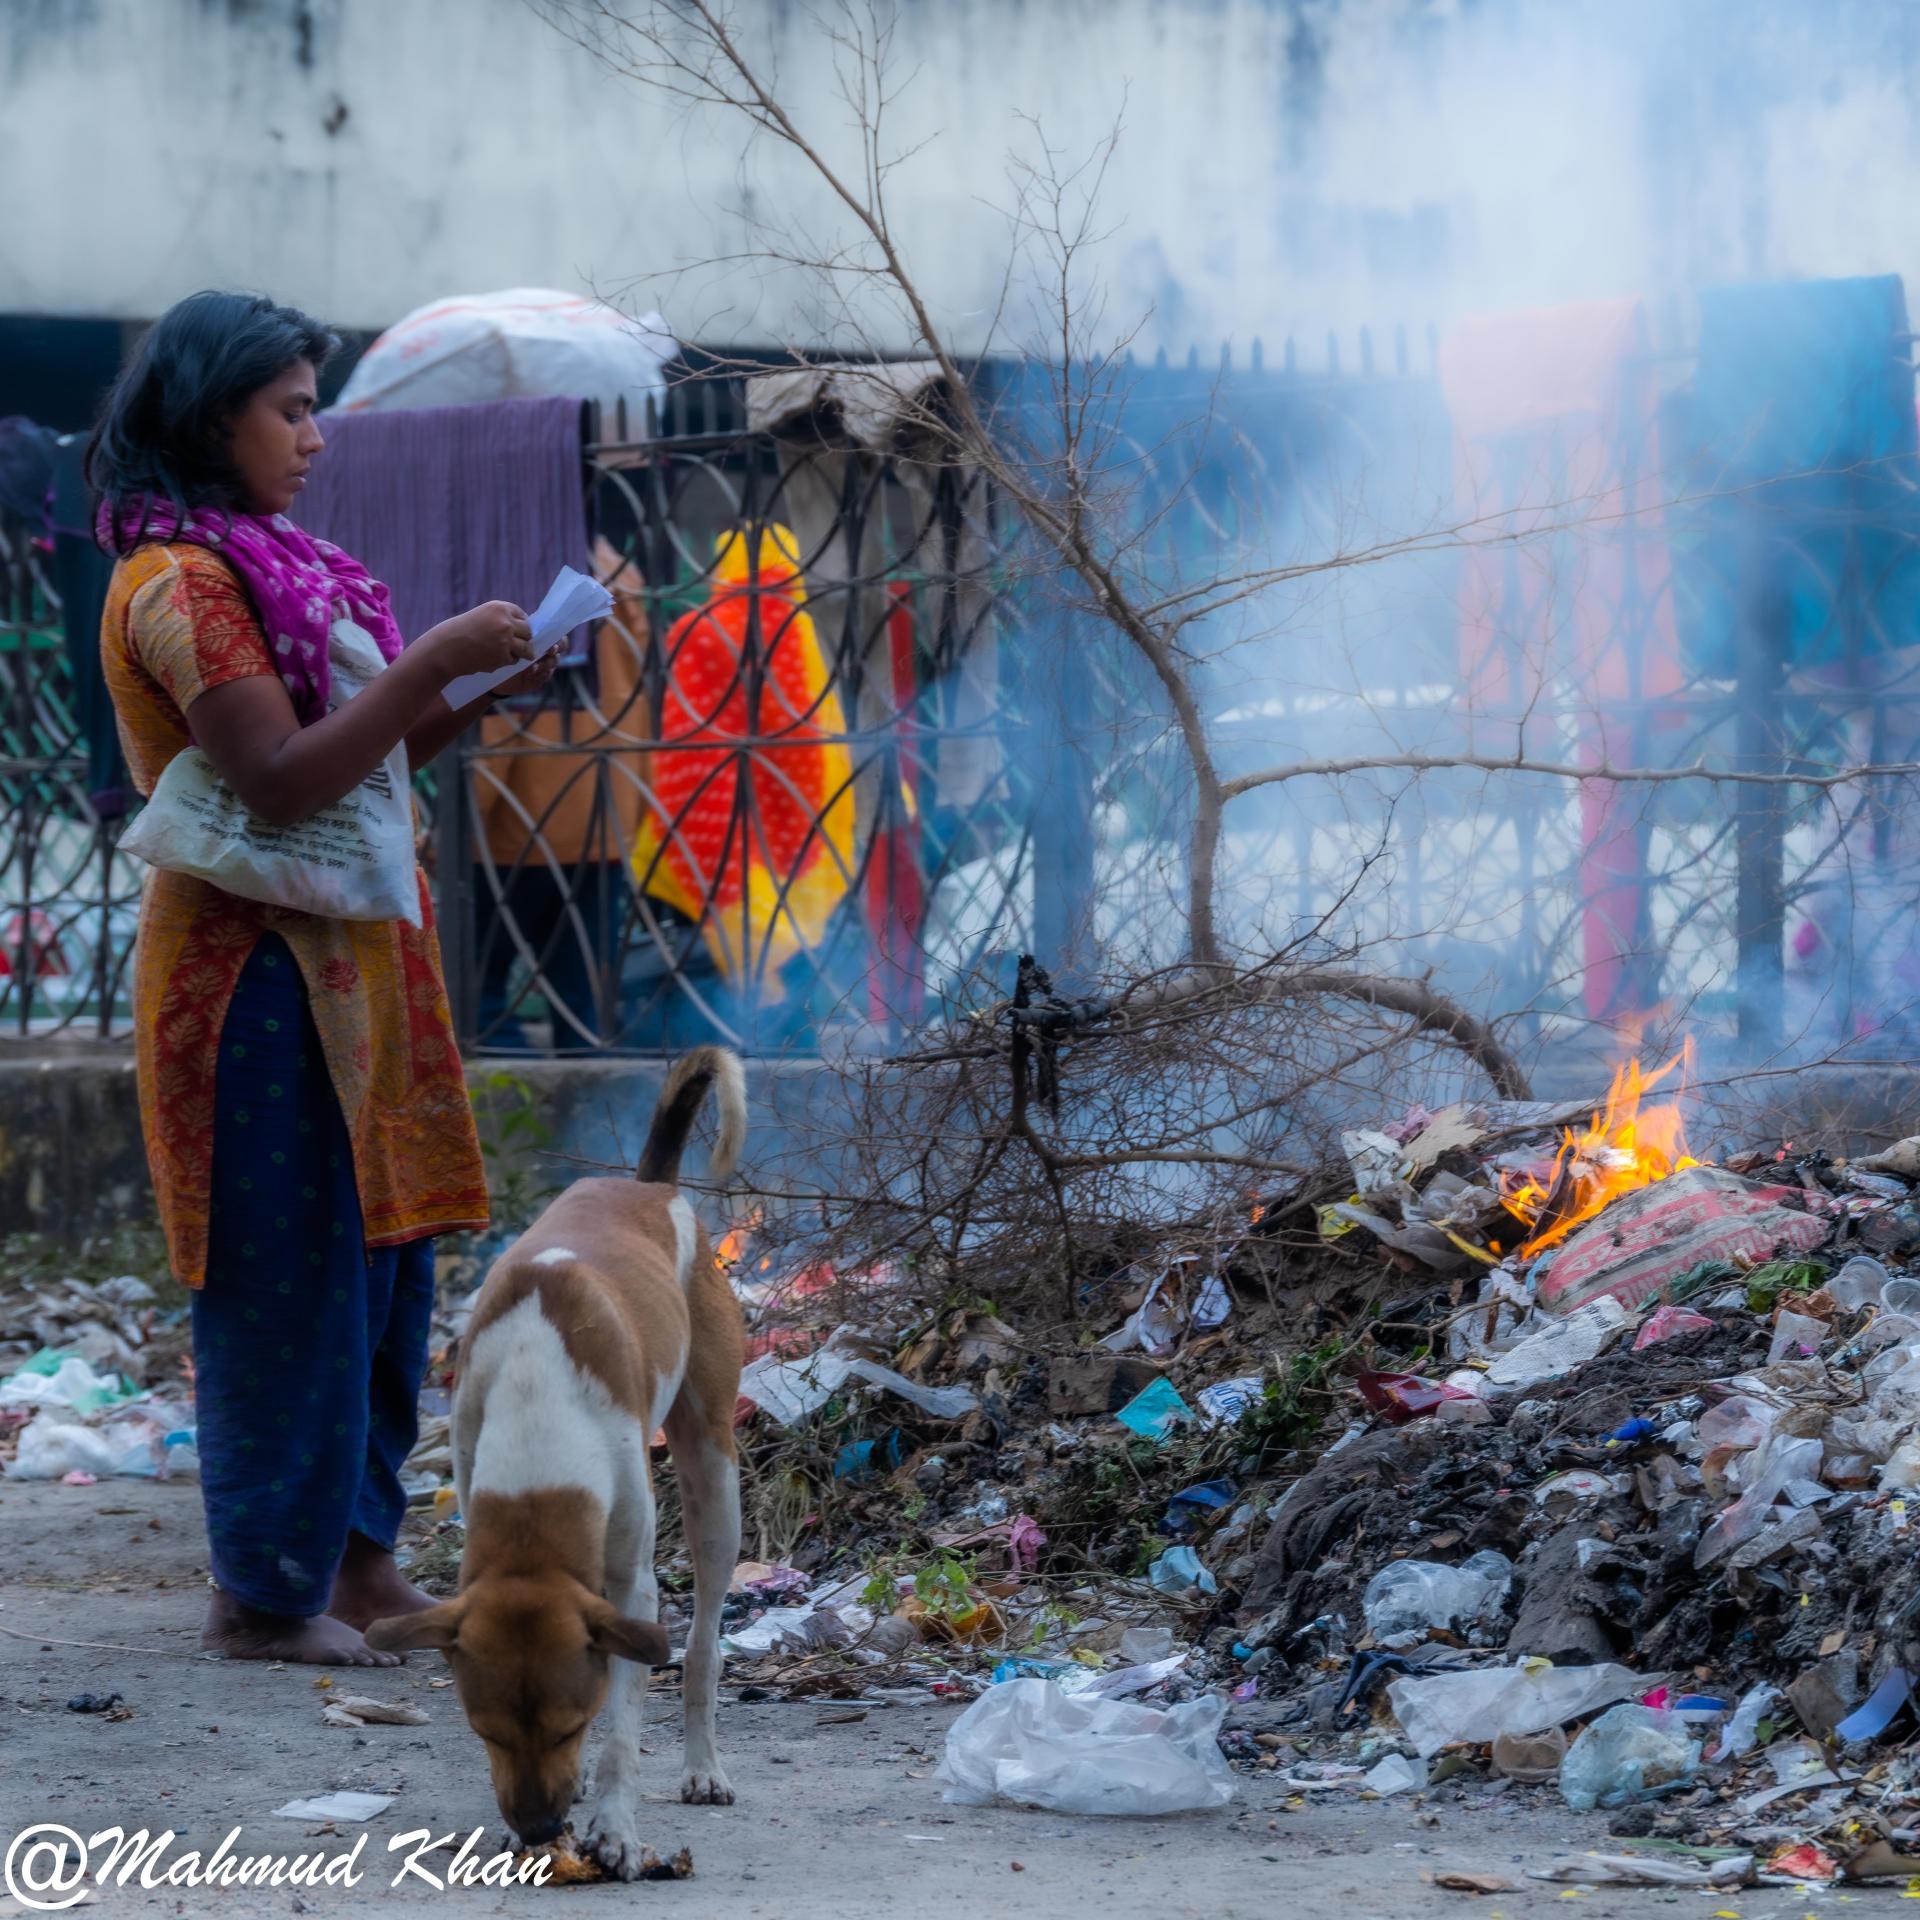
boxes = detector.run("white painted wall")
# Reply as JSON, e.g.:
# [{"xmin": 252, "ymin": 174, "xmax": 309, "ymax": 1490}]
[{"xmin": 5, "ymin": 0, "xmax": 1920, "ymax": 355}]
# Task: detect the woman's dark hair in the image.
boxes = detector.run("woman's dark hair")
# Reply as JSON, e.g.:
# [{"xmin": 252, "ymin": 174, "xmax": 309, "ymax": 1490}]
[{"xmin": 86, "ymin": 290, "xmax": 337, "ymax": 540}]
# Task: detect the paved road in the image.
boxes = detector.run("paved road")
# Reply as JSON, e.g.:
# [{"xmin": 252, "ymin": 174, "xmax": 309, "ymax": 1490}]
[{"xmin": 0, "ymin": 1480, "xmax": 1890, "ymax": 1918}]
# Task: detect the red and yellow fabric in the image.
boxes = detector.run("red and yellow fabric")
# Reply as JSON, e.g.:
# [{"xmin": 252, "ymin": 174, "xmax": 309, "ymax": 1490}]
[
  {"xmin": 630, "ymin": 525, "xmax": 854, "ymax": 997},
  {"xmin": 101, "ymin": 542, "xmax": 488, "ymax": 1287}
]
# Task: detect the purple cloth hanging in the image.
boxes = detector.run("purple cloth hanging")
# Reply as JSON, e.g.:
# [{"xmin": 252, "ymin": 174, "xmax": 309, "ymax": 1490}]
[{"xmin": 292, "ymin": 395, "xmax": 590, "ymax": 658}]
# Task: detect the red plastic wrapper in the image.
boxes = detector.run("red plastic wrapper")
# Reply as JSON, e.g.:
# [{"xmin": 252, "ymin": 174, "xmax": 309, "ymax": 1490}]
[
  {"xmin": 1768, "ymin": 1842, "xmax": 1838, "ymax": 1882},
  {"xmin": 1355, "ymin": 1370, "xmax": 1478, "ymax": 1424},
  {"xmin": 1633, "ymin": 1304, "xmax": 1716, "ymax": 1350}
]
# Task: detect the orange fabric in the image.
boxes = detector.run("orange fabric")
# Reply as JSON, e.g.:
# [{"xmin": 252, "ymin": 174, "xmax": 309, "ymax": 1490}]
[
  {"xmin": 630, "ymin": 528, "xmax": 854, "ymax": 996},
  {"xmin": 1439, "ymin": 300, "xmax": 1684, "ymax": 1019},
  {"xmin": 102, "ymin": 543, "xmax": 488, "ymax": 1287},
  {"xmin": 472, "ymin": 544, "xmax": 649, "ymax": 867}
]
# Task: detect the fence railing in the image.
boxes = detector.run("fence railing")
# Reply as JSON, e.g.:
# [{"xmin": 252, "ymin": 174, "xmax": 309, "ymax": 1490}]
[
  {"xmin": 0, "ymin": 516, "xmax": 137, "ymax": 1039},
  {"xmin": 10, "ymin": 318, "xmax": 1920, "ymax": 1064},
  {"xmin": 436, "ymin": 419, "xmax": 1040, "ymax": 1053}
]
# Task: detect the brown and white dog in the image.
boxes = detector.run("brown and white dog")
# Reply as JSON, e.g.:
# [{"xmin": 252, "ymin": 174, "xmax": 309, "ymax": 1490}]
[{"xmin": 366, "ymin": 1047, "xmax": 747, "ymax": 1876}]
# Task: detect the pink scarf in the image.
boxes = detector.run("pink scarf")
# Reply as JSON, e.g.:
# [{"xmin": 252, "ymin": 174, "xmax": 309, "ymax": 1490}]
[{"xmin": 100, "ymin": 498, "xmax": 404, "ymax": 723}]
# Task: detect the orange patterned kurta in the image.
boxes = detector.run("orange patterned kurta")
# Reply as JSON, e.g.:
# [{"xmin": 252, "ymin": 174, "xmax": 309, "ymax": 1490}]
[{"xmin": 102, "ymin": 542, "xmax": 489, "ymax": 1286}]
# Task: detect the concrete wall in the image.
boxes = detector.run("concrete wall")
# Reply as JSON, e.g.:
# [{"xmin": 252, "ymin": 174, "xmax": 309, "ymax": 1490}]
[
  {"xmin": 9, "ymin": 0, "xmax": 1920, "ymax": 358},
  {"xmin": 0, "ymin": 1050, "xmax": 860, "ymax": 1253}
]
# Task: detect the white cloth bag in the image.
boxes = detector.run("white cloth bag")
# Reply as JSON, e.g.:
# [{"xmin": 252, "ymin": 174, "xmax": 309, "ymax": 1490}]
[{"xmin": 119, "ymin": 619, "xmax": 421, "ymax": 927}]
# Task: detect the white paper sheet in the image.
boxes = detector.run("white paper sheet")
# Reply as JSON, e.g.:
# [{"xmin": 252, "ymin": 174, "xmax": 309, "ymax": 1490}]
[{"xmin": 439, "ymin": 565, "xmax": 614, "ymax": 711}]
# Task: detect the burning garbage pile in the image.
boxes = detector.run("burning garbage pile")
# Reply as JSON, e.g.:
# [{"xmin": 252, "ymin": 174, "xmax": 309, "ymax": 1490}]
[
  {"xmin": 1219, "ymin": 1049, "xmax": 1920, "ymax": 1878},
  {"xmin": 353, "ymin": 1043, "xmax": 1920, "ymax": 1875},
  {"xmin": 23, "ymin": 1029, "xmax": 1919, "ymax": 1873}
]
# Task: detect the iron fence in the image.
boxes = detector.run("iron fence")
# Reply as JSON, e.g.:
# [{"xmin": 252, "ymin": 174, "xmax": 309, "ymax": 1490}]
[
  {"xmin": 0, "ymin": 515, "xmax": 136, "ymax": 1039},
  {"xmin": 437, "ymin": 414, "xmax": 1039, "ymax": 1054},
  {"xmin": 1044, "ymin": 316, "xmax": 1920, "ymax": 1063},
  {"xmin": 9, "ymin": 314, "xmax": 1920, "ymax": 1063}
]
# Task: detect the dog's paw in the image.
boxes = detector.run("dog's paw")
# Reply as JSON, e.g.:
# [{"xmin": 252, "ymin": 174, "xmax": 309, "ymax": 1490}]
[
  {"xmin": 581, "ymin": 1803, "xmax": 649, "ymax": 1881},
  {"xmin": 681, "ymin": 1764, "xmax": 735, "ymax": 1806}
]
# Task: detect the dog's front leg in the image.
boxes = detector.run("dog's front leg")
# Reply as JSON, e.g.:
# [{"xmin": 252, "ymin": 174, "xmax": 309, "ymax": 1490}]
[{"xmin": 582, "ymin": 1487, "xmax": 659, "ymax": 1879}]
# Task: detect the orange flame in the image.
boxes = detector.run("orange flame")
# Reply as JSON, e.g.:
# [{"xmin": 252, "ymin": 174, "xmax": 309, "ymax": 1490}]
[
  {"xmin": 1501, "ymin": 1042, "xmax": 1704, "ymax": 1260},
  {"xmin": 715, "ymin": 1207, "xmax": 763, "ymax": 1270}
]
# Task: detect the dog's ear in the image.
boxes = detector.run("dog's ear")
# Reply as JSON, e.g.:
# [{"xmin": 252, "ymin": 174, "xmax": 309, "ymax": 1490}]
[
  {"xmin": 364, "ymin": 1599, "xmax": 466, "ymax": 1653},
  {"xmin": 582, "ymin": 1597, "xmax": 671, "ymax": 1667}
]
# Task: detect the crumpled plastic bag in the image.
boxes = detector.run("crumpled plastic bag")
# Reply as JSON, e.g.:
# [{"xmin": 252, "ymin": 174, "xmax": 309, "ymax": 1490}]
[
  {"xmin": 935, "ymin": 1677, "xmax": 1236, "ymax": 1815},
  {"xmin": 736, "ymin": 1329, "xmax": 977, "ymax": 1426},
  {"xmin": 0, "ymin": 1351, "xmax": 140, "ymax": 1414},
  {"xmin": 6, "ymin": 1406, "xmax": 199, "ymax": 1481},
  {"xmin": 1388, "ymin": 1660, "xmax": 1644, "ymax": 1759},
  {"xmin": 1363, "ymin": 1550, "xmax": 1511, "ymax": 1642},
  {"xmin": 8, "ymin": 1417, "xmax": 122, "ymax": 1481},
  {"xmin": 1560, "ymin": 1702, "xmax": 1699, "ymax": 1810},
  {"xmin": 1484, "ymin": 1296, "xmax": 1630, "ymax": 1390}
]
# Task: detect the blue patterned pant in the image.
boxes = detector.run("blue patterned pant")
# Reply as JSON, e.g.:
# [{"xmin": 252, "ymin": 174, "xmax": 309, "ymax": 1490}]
[{"xmin": 191, "ymin": 934, "xmax": 437, "ymax": 1618}]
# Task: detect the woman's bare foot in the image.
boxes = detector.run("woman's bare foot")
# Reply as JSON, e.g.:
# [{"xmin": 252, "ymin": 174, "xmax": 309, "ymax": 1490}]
[
  {"xmin": 200, "ymin": 1588, "xmax": 400, "ymax": 1666},
  {"xmin": 328, "ymin": 1533, "xmax": 438, "ymax": 1632}
]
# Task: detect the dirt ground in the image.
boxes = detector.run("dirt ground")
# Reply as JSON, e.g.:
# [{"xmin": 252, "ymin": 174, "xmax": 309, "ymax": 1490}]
[{"xmin": 0, "ymin": 1480, "xmax": 1900, "ymax": 1919}]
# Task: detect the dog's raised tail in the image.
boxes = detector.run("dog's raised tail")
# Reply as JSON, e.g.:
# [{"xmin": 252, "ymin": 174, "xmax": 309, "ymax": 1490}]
[{"xmin": 634, "ymin": 1046, "xmax": 747, "ymax": 1187}]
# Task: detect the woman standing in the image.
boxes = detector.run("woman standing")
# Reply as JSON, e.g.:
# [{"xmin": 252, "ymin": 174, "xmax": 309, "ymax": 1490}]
[{"xmin": 93, "ymin": 291, "xmax": 554, "ymax": 1665}]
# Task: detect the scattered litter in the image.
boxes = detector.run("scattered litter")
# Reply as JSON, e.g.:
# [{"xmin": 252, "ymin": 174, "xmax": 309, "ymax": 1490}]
[
  {"xmin": 1148, "ymin": 1545, "xmax": 1217, "ymax": 1595},
  {"xmin": 1362, "ymin": 1752, "xmax": 1427, "ymax": 1796},
  {"xmin": 1354, "ymin": 1371, "xmax": 1478, "ymax": 1423},
  {"xmin": 271, "ymin": 1792, "xmax": 395, "ymax": 1822},
  {"xmin": 1841, "ymin": 1837, "xmax": 1920, "ymax": 1881},
  {"xmin": 1116, "ymin": 1627, "xmax": 1176, "ymax": 1664},
  {"xmin": 835, "ymin": 1431, "xmax": 905, "ymax": 1482},
  {"xmin": 1162, "ymin": 1478, "xmax": 1236, "ymax": 1533},
  {"xmin": 320, "ymin": 1695, "xmax": 431, "ymax": 1728},
  {"xmin": 1530, "ymin": 1470, "xmax": 1613, "ymax": 1504},
  {"xmin": 1490, "ymin": 1726, "xmax": 1567, "ymax": 1783},
  {"xmin": 1529, "ymin": 1853, "xmax": 1752, "ymax": 1888},
  {"xmin": 1362, "ymin": 1551, "xmax": 1511, "ymax": 1641},
  {"xmin": 936, "ymin": 1677, "xmax": 1236, "ymax": 1815},
  {"xmin": 1768, "ymin": 1842, "xmax": 1839, "ymax": 1881},
  {"xmin": 1387, "ymin": 1662, "xmax": 1644, "ymax": 1759},
  {"xmin": 1429, "ymin": 1871, "xmax": 1512, "ymax": 1894},
  {"xmin": 1834, "ymin": 1666, "xmax": 1914, "ymax": 1742},
  {"xmin": 1194, "ymin": 1376, "xmax": 1263, "ymax": 1426},
  {"xmin": 737, "ymin": 1333, "xmax": 978, "ymax": 1425},
  {"xmin": 1191, "ymin": 1275, "xmax": 1232, "ymax": 1329},
  {"xmin": 1634, "ymin": 1305, "xmax": 1715, "ymax": 1350},
  {"xmin": 0, "ymin": 1350, "xmax": 143, "ymax": 1415},
  {"xmin": 1708, "ymin": 1683, "xmax": 1779, "ymax": 1761},
  {"xmin": 1484, "ymin": 1297, "xmax": 1629, "ymax": 1389},
  {"xmin": 1559, "ymin": 1703, "xmax": 1699, "ymax": 1810},
  {"xmin": 1077, "ymin": 1653, "xmax": 1191, "ymax": 1700},
  {"xmin": 1114, "ymin": 1377, "xmax": 1196, "ymax": 1442}
]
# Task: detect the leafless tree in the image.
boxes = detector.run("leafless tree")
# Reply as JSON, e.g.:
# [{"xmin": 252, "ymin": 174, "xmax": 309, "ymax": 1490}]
[{"xmin": 534, "ymin": 0, "xmax": 1920, "ymax": 1319}]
